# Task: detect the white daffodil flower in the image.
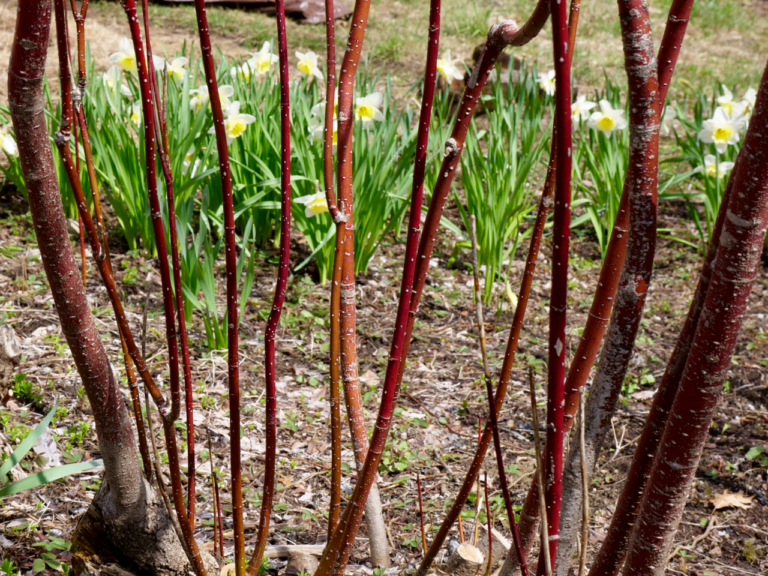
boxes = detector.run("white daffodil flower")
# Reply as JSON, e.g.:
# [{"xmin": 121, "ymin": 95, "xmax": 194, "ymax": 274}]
[
  {"xmin": 537, "ymin": 70, "xmax": 556, "ymax": 97},
  {"xmin": 110, "ymin": 38, "xmax": 138, "ymax": 72},
  {"xmin": 231, "ymin": 63, "xmax": 253, "ymax": 82},
  {"xmin": 149, "ymin": 55, "xmax": 166, "ymax": 74},
  {"xmin": 715, "ymin": 85, "xmax": 748, "ymax": 118},
  {"xmin": 571, "ymin": 95, "xmax": 596, "ymax": 124},
  {"xmin": 296, "ymin": 50, "xmax": 323, "ymax": 80},
  {"xmin": 660, "ymin": 106, "xmax": 677, "ymax": 135},
  {"xmin": 166, "ymin": 57, "xmax": 189, "ymax": 81},
  {"xmin": 436, "ymin": 51, "xmax": 464, "ymax": 83},
  {"xmin": 294, "ymin": 191, "xmax": 329, "ymax": 218},
  {"xmin": 308, "ymin": 115, "xmax": 338, "ymax": 150},
  {"xmin": 587, "ymin": 99, "xmax": 627, "ymax": 136},
  {"xmin": 182, "ymin": 146, "xmax": 202, "ymax": 176},
  {"xmin": 247, "ymin": 42, "xmax": 279, "ymax": 79},
  {"xmin": 129, "ymin": 103, "xmax": 142, "ymax": 127},
  {"xmin": 0, "ymin": 125, "xmax": 18, "ymax": 157},
  {"xmin": 109, "ymin": 38, "xmax": 165, "ymax": 74},
  {"xmin": 102, "ymin": 66, "xmax": 132, "ymax": 97},
  {"xmin": 190, "ymin": 84, "xmax": 234, "ymax": 112},
  {"xmin": 742, "ymin": 87, "xmax": 757, "ymax": 116},
  {"xmin": 310, "ymin": 90, "xmax": 339, "ymax": 121},
  {"xmin": 208, "ymin": 101, "xmax": 256, "ymax": 144},
  {"xmin": 355, "ymin": 92, "xmax": 385, "ymax": 126},
  {"xmin": 694, "ymin": 154, "xmax": 735, "ymax": 180},
  {"xmin": 698, "ymin": 107, "xmax": 746, "ymax": 154}
]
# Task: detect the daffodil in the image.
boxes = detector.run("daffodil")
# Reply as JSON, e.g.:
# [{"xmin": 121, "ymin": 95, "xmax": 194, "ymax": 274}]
[
  {"xmin": 189, "ymin": 84, "xmax": 234, "ymax": 112},
  {"xmin": 231, "ymin": 63, "xmax": 253, "ymax": 82},
  {"xmin": 354, "ymin": 92, "xmax": 384, "ymax": 126},
  {"xmin": 109, "ymin": 37, "xmax": 165, "ymax": 75},
  {"xmin": 165, "ymin": 57, "xmax": 189, "ymax": 81},
  {"xmin": 308, "ymin": 115, "xmax": 338, "ymax": 150},
  {"xmin": 742, "ymin": 87, "xmax": 757, "ymax": 116},
  {"xmin": 101, "ymin": 66, "xmax": 132, "ymax": 97},
  {"xmin": 208, "ymin": 101, "xmax": 256, "ymax": 144},
  {"xmin": 694, "ymin": 154, "xmax": 735, "ymax": 179},
  {"xmin": 0, "ymin": 125, "xmax": 18, "ymax": 157},
  {"xmin": 660, "ymin": 106, "xmax": 677, "ymax": 135},
  {"xmin": 246, "ymin": 42, "xmax": 279, "ymax": 79},
  {"xmin": 294, "ymin": 191, "xmax": 329, "ymax": 218},
  {"xmin": 182, "ymin": 146, "xmax": 202, "ymax": 176},
  {"xmin": 310, "ymin": 91, "xmax": 339, "ymax": 121},
  {"xmin": 587, "ymin": 100, "xmax": 627, "ymax": 136},
  {"xmin": 296, "ymin": 50, "xmax": 323, "ymax": 80},
  {"xmin": 538, "ymin": 70, "xmax": 556, "ymax": 97},
  {"xmin": 110, "ymin": 38, "xmax": 138, "ymax": 72},
  {"xmin": 715, "ymin": 85, "xmax": 746, "ymax": 118},
  {"xmin": 571, "ymin": 95, "xmax": 596, "ymax": 124},
  {"xmin": 698, "ymin": 107, "xmax": 746, "ymax": 154},
  {"xmin": 436, "ymin": 51, "xmax": 464, "ymax": 83},
  {"xmin": 129, "ymin": 103, "xmax": 142, "ymax": 127}
]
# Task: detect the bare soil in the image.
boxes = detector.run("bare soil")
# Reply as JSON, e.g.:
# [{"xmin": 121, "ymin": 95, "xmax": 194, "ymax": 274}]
[{"xmin": 0, "ymin": 182, "xmax": 767, "ymax": 575}]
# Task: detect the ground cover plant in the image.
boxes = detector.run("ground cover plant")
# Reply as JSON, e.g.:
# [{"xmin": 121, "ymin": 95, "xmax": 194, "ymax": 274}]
[{"xmin": 1, "ymin": 1, "xmax": 768, "ymax": 576}]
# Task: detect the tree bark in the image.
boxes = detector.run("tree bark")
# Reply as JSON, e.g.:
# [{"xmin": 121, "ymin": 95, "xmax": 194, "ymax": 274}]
[
  {"xmin": 555, "ymin": 2, "xmax": 660, "ymax": 573},
  {"xmin": 620, "ymin": 61, "xmax": 768, "ymax": 576},
  {"xmin": 8, "ymin": 1, "xmax": 190, "ymax": 573}
]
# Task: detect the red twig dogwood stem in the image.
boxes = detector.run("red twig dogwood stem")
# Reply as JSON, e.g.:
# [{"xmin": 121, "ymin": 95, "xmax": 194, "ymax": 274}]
[
  {"xmin": 620, "ymin": 64, "xmax": 768, "ymax": 576},
  {"xmin": 554, "ymin": 2, "xmax": 661, "ymax": 571},
  {"xmin": 10, "ymin": 0, "xmax": 144, "ymax": 516},
  {"xmin": 248, "ymin": 0, "xmax": 292, "ymax": 572},
  {"xmin": 535, "ymin": 1, "xmax": 572, "ymax": 574},
  {"xmin": 323, "ymin": 0, "xmax": 344, "ymax": 541},
  {"xmin": 323, "ymin": 12, "xmax": 555, "ymax": 576},
  {"xmin": 412, "ymin": 7, "xmax": 555, "ymax": 575},
  {"xmin": 138, "ymin": 0, "xmax": 198, "ymax": 522},
  {"xmin": 507, "ymin": 2, "xmax": 695, "ymax": 569},
  {"xmin": 191, "ymin": 0, "xmax": 242, "ymax": 572},
  {"xmin": 119, "ymin": 1, "xmax": 207, "ymax": 572}
]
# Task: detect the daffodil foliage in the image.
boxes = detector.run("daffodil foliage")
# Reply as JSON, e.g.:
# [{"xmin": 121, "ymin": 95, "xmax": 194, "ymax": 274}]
[{"xmin": 0, "ymin": 38, "xmax": 760, "ymax": 348}]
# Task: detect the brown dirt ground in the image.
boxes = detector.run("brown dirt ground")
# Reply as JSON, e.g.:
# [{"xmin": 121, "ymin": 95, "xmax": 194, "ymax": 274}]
[
  {"xmin": 1, "ymin": 1, "xmax": 767, "ymax": 575},
  {"xmin": 0, "ymin": 185, "xmax": 767, "ymax": 575}
]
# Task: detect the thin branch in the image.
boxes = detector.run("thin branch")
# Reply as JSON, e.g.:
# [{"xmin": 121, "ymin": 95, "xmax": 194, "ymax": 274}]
[
  {"xmin": 248, "ymin": 0, "xmax": 292, "ymax": 572},
  {"xmin": 529, "ymin": 370, "xmax": 552, "ymax": 576}
]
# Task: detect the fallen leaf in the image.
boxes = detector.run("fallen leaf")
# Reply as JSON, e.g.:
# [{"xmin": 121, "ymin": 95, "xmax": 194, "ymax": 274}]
[
  {"xmin": 712, "ymin": 490, "xmax": 754, "ymax": 510},
  {"xmin": 221, "ymin": 563, "xmax": 236, "ymax": 576},
  {"xmin": 359, "ymin": 370, "xmax": 380, "ymax": 386}
]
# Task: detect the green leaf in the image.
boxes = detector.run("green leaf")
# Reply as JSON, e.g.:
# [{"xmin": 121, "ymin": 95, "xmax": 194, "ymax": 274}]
[
  {"xmin": 0, "ymin": 399, "xmax": 59, "ymax": 479},
  {"xmin": 745, "ymin": 446, "xmax": 764, "ymax": 460},
  {"xmin": 32, "ymin": 559, "xmax": 45, "ymax": 573},
  {"xmin": 0, "ymin": 460, "xmax": 104, "ymax": 497}
]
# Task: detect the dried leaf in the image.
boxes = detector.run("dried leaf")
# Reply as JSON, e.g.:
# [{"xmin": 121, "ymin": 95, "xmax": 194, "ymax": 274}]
[
  {"xmin": 221, "ymin": 563, "xmax": 236, "ymax": 576},
  {"xmin": 712, "ymin": 490, "xmax": 754, "ymax": 510}
]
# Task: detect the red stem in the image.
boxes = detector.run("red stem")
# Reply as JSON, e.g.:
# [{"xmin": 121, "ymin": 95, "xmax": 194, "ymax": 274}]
[
  {"xmin": 535, "ymin": 2, "xmax": 572, "ymax": 575},
  {"xmin": 120, "ymin": 0, "xmax": 182, "ymax": 424},
  {"xmin": 323, "ymin": 0, "xmax": 343, "ymax": 541},
  {"xmin": 408, "ymin": 6, "xmax": 555, "ymax": 573},
  {"xmin": 247, "ymin": 1, "xmax": 292, "ymax": 573},
  {"xmin": 119, "ymin": 2, "xmax": 205, "ymax": 574},
  {"xmin": 137, "ymin": 0, "xmax": 197, "ymax": 525},
  {"xmin": 322, "ymin": 0, "xmax": 344, "ymax": 224},
  {"xmin": 585, "ymin": 3, "xmax": 696, "ymax": 573},
  {"xmin": 417, "ymin": 473, "xmax": 427, "ymax": 556},
  {"xmin": 553, "ymin": 2, "xmax": 660, "ymax": 571},
  {"xmin": 320, "ymin": 15, "xmax": 549, "ymax": 576},
  {"xmin": 621, "ymin": 64, "xmax": 768, "ymax": 576},
  {"xmin": 189, "ymin": 1, "xmax": 242, "ymax": 574},
  {"xmin": 511, "ymin": 0, "xmax": 695, "ymax": 566},
  {"xmin": 11, "ymin": 0, "xmax": 143, "ymax": 526}
]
